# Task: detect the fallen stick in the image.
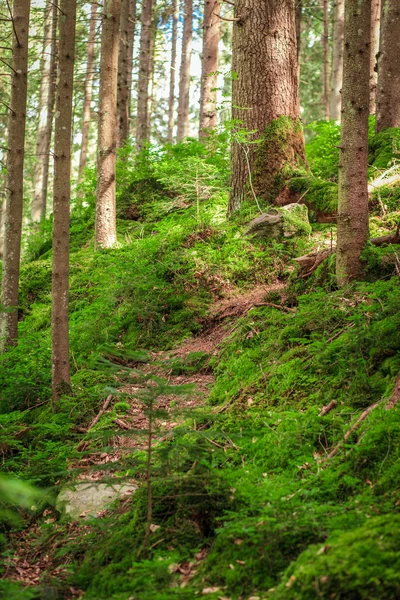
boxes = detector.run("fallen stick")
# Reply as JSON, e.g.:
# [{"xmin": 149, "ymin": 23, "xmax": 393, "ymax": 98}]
[
  {"xmin": 86, "ymin": 394, "xmax": 113, "ymax": 432},
  {"xmin": 319, "ymin": 400, "xmax": 337, "ymax": 416},
  {"xmin": 251, "ymin": 302, "xmax": 295, "ymax": 313},
  {"xmin": 325, "ymin": 401, "xmax": 381, "ymax": 460},
  {"xmin": 386, "ymin": 375, "xmax": 400, "ymax": 410}
]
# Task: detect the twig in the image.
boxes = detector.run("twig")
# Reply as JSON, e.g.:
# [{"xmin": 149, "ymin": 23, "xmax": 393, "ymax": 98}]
[
  {"xmin": 319, "ymin": 400, "xmax": 337, "ymax": 416},
  {"xmin": 113, "ymin": 418, "xmax": 133, "ymax": 430},
  {"xmin": 251, "ymin": 302, "xmax": 295, "ymax": 313},
  {"xmin": 213, "ymin": 12, "xmax": 240, "ymax": 22},
  {"xmin": 86, "ymin": 394, "xmax": 113, "ymax": 432},
  {"xmin": 5, "ymin": 0, "xmax": 20, "ymax": 47},
  {"xmin": 325, "ymin": 402, "xmax": 381, "ymax": 459}
]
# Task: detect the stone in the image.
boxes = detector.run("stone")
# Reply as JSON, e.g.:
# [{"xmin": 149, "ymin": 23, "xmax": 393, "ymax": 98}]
[
  {"xmin": 246, "ymin": 203, "xmax": 311, "ymax": 239},
  {"xmin": 56, "ymin": 481, "xmax": 138, "ymax": 520}
]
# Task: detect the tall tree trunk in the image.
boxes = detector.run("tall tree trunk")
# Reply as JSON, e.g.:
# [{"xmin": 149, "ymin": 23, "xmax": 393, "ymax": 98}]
[
  {"xmin": 31, "ymin": 0, "xmax": 58, "ymax": 222},
  {"xmin": 95, "ymin": 0, "xmax": 121, "ymax": 249},
  {"xmin": 177, "ymin": 0, "xmax": 193, "ymax": 141},
  {"xmin": 228, "ymin": 0, "xmax": 305, "ymax": 215},
  {"xmin": 330, "ymin": 0, "xmax": 344, "ymax": 122},
  {"xmin": 0, "ymin": 0, "xmax": 30, "ymax": 350},
  {"xmin": 336, "ymin": 0, "xmax": 371, "ymax": 286},
  {"xmin": 146, "ymin": 21, "xmax": 156, "ymax": 138},
  {"xmin": 0, "ymin": 148, "xmax": 7, "ymax": 259},
  {"xmin": 369, "ymin": 0, "xmax": 381, "ymax": 113},
  {"xmin": 117, "ymin": 0, "xmax": 136, "ymax": 146},
  {"xmin": 167, "ymin": 0, "xmax": 179, "ymax": 143},
  {"xmin": 323, "ymin": 0, "xmax": 330, "ymax": 120},
  {"xmin": 199, "ymin": 0, "xmax": 220, "ymax": 136},
  {"xmin": 51, "ymin": 0, "xmax": 76, "ymax": 399},
  {"xmin": 126, "ymin": 0, "xmax": 137, "ymax": 103},
  {"xmin": 295, "ymin": 0, "xmax": 302, "ymax": 67},
  {"xmin": 78, "ymin": 1, "xmax": 97, "ymax": 181},
  {"xmin": 136, "ymin": 0, "xmax": 154, "ymax": 149},
  {"xmin": 376, "ymin": 0, "xmax": 400, "ymax": 132}
]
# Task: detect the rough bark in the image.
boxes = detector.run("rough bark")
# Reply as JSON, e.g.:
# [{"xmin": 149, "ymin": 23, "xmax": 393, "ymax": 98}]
[
  {"xmin": 51, "ymin": 0, "xmax": 76, "ymax": 399},
  {"xmin": 0, "ymin": 150, "xmax": 7, "ymax": 258},
  {"xmin": 95, "ymin": 0, "xmax": 121, "ymax": 249},
  {"xmin": 295, "ymin": 0, "xmax": 302, "ymax": 65},
  {"xmin": 126, "ymin": 0, "xmax": 137, "ymax": 102},
  {"xmin": 167, "ymin": 0, "xmax": 179, "ymax": 143},
  {"xmin": 177, "ymin": 0, "xmax": 193, "ymax": 141},
  {"xmin": 329, "ymin": 0, "xmax": 344, "ymax": 122},
  {"xmin": 0, "ymin": 0, "xmax": 30, "ymax": 350},
  {"xmin": 376, "ymin": 0, "xmax": 400, "ymax": 132},
  {"xmin": 117, "ymin": 0, "xmax": 136, "ymax": 146},
  {"xmin": 136, "ymin": 0, "xmax": 154, "ymax": 149},
  {"xmin": 78, "ymin": 1, "xmax": 97, "ymax": 181},
  {"xmin": 336, "ymin": 0, "xmax": 371, "ymax": 286},
  {"xmin": 199, "ymin": 0, "xmax": 220, "ymax": 136},
  {"xmin": 369, "ymin": 0, "xmax": 381, "ymax": 113},
  {"xmin": 31, "ymin": 0, "xmax": 58, "ymax": 222},
  {"xmin": 228, "ymin": 0, "xmax": 305, "ymax": 215},
  {"xmin": 323, "ymin": 0, "xmax": 330, "ymax": 120}
]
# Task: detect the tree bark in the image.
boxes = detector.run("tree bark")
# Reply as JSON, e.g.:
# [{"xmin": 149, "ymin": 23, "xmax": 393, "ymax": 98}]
[
  {"xmin": 376, "ymin": 0, "xmax": 400, "ymax": 132},
  {"xmin": 51, "ymin": 0, "xmax": 76, "ymax": 399},
  {"xmin": 228, "ymin": 0, "xmax": 305, "ymax": 215},
  {"xmin": 0, "ymin": 0, "xmax": 30, "ymax": 350},
  {"xmin": 78, "ymin": 1, "xmax": 97, "ymax": 181},
  {"xmin": 95, "ymin": 0, "xmax": 121, "ymax": 249},
  {"xmin": 330, "ymin": 0, "xmax": 344, "ymax": 122},
  {"xmin": 323, "ymin": 0, "xmax": 330, "ymax": 120},
  {"xmin": 146, "ymin": 20, "xmax": 156, "ymax": 139},
  {"xmin": 177, "ymin": 0, "xmax": 193, "ymax": 141},
  {"xmin": 31, "ymin": 0, "xmax": 58, "ymax": 222},
  {"xmin": 369, "ymin": 0, "xmax": 381, "ymax": 113},
  {"xmin": 117, "ymin": 0, "xmax": 136, "ymax": 146},
  {"xmin": 199, "ymin": 0, "xmax": 220, "ymax": 136},
  {"xmin": 136, "ymin": 0, "xmax": 154, "ymax": 149},
  {"xmin": 295, "ymin": 0, "xmax": 302, "ymax": 66},
  {"xmin": 167, "ymin": 0, "xmax": 179, "ymax": 143},
  {"xmin": 126, "ymin": 0, "xmax": 137, "ymax": 106},
  {"xmin": 0, "ymin": 148, "xmax": 7, "ymax": 259},
  {"xmin": 336, "ymin": 0, "xmax": 371, "ymax": 286}
]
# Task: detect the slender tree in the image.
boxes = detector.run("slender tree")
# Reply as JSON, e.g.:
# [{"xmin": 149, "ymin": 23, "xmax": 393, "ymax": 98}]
[
  {"xmin": 136, "ymin": 0, "xmax": 154, "ymax": 148},
  {"xmin": 376, "ymin": 0, "xmax": 400, "ymax": 132},
  {"xmin": 199, "ymin": 0, "xmax": 220, "ymax": 135},
  {"xmin": 330, "ymin": 0, "xmax": 344, "ymax": 122},
  {"xmin": 167, "ymin": 0, "xmax": 179, "ymax": 143},
  {"xmin": 146, "ymin": 22, "xmax": 156, "ymax": 139},
  {"xmin": 336, "ymin": 0, "xmax": 371, "ymax": 285},
  {"xmin": 0, "ymin": 149, "xmax": 7, "ymax": 258},
  {"xmin": 51, "ymin": 0, "xmax": 77, "ymax": 399},
  {"xmin": 323, "ymin": 0, "xmax": 330, "ymax": 120},
  {"xmin": 95, "ymin": 0, "xmax": 121, "ymax": 249},
  {"xmin": 0, "ymin": 0, "xmax": 30, "ymax": 350},
  {"xmin": 295, "ymin": 0, "xmax": 302, "ymax": 67},
  {"xmin": 177, "ymin": 0, "xmax": 193, "ymax": 141},
  {"xmin": 229, "ymin": 0, "xmax": 305, "ymax": 214},
  {"xmin": 78, "ymin": 1, "xmax": 98, "ymax": 181},
  {"xmin": 369, "ymin": 0, "xmax": 381, "ymax": 113},
  {"xmin": 117, "ymin": 0, "xmax": 136, "ymax": 146},
  {"xmin": 126, "ymin": 0, "xmax": 137, "ymax": 103},
  {"xmin": 31, "ymin": 0, "xmax": 58, "ymax": 222}
]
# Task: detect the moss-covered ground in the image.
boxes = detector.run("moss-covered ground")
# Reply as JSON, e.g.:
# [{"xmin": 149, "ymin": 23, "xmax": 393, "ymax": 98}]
[{"xmin": 1, "ymin": 125, "xmax": 400, "ymax": 599}]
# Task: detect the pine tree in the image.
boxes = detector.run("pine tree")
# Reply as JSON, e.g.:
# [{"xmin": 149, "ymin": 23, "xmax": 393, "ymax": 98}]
[
  {"xmin": 177, "ymin": 0, "xmax": 193, "ymax": 141},
  {"xmin": 323, "ymin": 0, "xmax": 330, "ymax": 120},
  {"xmin": 199, "ymin": 0, "xmax": 220, "ymax": 136},
  {"xmin": 0, "ymin": 0, "xmax": 31, "ymax": 350},
  {"xmin": 369, "ymin": 0, "xmax": 381, "ymax": 113},
  {"xmin": 117, "ymin": 0, "xmax": 136, "ymax": 146},
  {"xmin": 330, "ymin": 0, "xmax": 344, "ymax": 122},
  {"xmin": 376, "ymin": 0, "xmax": 400, "ymax": 132},
  {"xmin": 167, "ymin": 0, "xmax": 179, "ymax": 143},
  {"xmin": 336, "ymin": 0, "xmax": 371, "ymax": 285},
  {"xmin": 136, "ymin": 0, "xmax": 154, "ymax": 148},
  {"xmin": 95, "ymin": 0, "xmax": 121, "ymax": 249}
]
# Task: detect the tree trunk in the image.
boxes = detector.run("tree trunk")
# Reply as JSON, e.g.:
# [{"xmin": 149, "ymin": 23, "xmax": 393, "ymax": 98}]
[
  {"xmin": 167, "ymin": 0, "xmax": 179, "ymax": 143},
  {"xmin": 295, "ymin": 0, "xmax": 302, "ymax": 70},
  {"xmin": 31, "ymin": 0, "xmax": 58, "ymax": 222},
  {"xmin": 146, "ymin": 21, "xmax": 156, "ymax": 139},
  {"xmin": 51, "ymin": 0, "xmax": 76, "ymax": 400},
  {"xmin": 177, "ymin": 0, "xmax": 193, "ymax": 141},
  {"xmin": 0, "ymin": 149, "xmax": 7, "ymax": 259},
  {"xmin": 199, "ymin": 0, "xmax": 220, "ymax": 136},
  {"xmin": 136, "ymin": 0, "xmax": 154, "ymax": 149},
  {"xmin": 330, "ymin": 0, "xmax": 344, "ymax": 122},
  {"xmin": 369, "ymin": 0, "xmax": 381, "ymax": 113},
  {"xmin": 336, "ymin": 0, "xmax": 371, "ymax": 286},
  {"xmin": 78, "ymin": 1, "xmax": 97, "ymax": 181},
  {"xmin": 0, "ymin": 0, "xmax": 30, "ymax": 350},
  {"xmin": 117, "ymin": 0, "xmax": 136, "ymax": 146},
  {"xmin": 228, "ymin": 0, "xmax": 305, "ymax": 215},
  {"xmin": 95, "ymin": 0, "xmax": 121, "ymax": 249},
  {"xmin": 376, "ymin": 0, "xmax": 400, "ymax": 132},
  {"xmin": 323, "ymin": 0, "xmax": 330, "ymax": 120}
]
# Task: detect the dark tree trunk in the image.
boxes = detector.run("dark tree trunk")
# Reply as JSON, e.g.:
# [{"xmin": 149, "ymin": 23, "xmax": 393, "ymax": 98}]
[
  {"xmin": 376, "ymin": 0, "xmax": 400, "ymax": 132},
  {"xmin": 167, "ymin": 0, "xmax": 179, "ymax": 143},
  {"xmin": 136, "ymin": 0, "xmax": 154, "ymax": 148},
  {"xmin": 229, "ymin": 0, "xmax": 305, "ymax": 215},
  {"xmin": 117, "ymin": 0, "xmax": 136, "ymax": 146},
  {"xmin": 177, "ymin": 0, "xmax": 193, "ymax": 141},
  {"xmin": 0, "ymin": 0, "xmax": 30, "ymax": 350},
  {"xmin": 199, "ymin": 0, "xmax": 220, "ymax": 136},
  {"xmin": 336, "ymin": 0, "xmax": 371, "ymax": 285},
  {"xmin": 330, "ymin": 0, "xmax": 344, "ymax": 122}
]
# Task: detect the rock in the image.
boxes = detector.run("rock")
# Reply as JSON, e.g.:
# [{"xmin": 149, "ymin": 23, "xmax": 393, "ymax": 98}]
[
  {"xmin": 56, "ymin": 481, "xmax": 138, "ymax": 520},
  {"xmin": 246, "ymin": 203, "xmax": 311, "ymax": 239}
]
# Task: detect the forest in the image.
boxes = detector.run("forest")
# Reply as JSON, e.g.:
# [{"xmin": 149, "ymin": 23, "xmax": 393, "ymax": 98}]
[{"xmin": 1, "ymin": 0, "xmax": 400, "ymax": 598}]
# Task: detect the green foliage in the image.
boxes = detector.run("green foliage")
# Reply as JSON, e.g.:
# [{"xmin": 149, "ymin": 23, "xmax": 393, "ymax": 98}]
[{"xmin": 305, "ymin": 121, "xmax": 341, "ymax": 180}]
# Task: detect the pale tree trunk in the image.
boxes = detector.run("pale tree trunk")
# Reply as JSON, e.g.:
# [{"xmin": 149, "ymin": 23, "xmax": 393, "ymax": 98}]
[
  {"xmin": 376, "ymin": 0, "xmax": 400, "ymax": 132},
  {"xmin": 330, "ymin": 0, "xmax": 344, "ymax": 122},
  {"xmin": 199, "ymin": 0, "xmax": 220, "ymax": 136},
  {"xmin": 117, "ymin": 0, "xmax": 136, "ymax": 146},
  {"xmin": 229, "ymin": 0, "xmax": 305, "ymax": 214},
  {"xmin": 95, "ymin": 0, "xmax": 121, "ymax": 249},
  {"xmin": 295, "ymin": 0, "xmax": 302, "ymax": 67},
  {"xmin": 177, "ymin": 0, "xmax": 193, "ymax": 141},
  {"xmin": 0, "ymin": 149, "xmax": 7, "ymax": 258},
  {"xmin": 126, "ymin": 0, "xmax": 137, "ymax": 101},
  {"xmin": 0, "ymin": 0, "xmax": 30, "ymax": 350},
  {"xmin": 146, "ymin": 22, "xmax": 156, "ymax": 138},
  {"xmin": 136, "ymin": 0, "xmax": 154, "ymax": 149},
  {"xmin": 78, "ymin": 1, "xmax": 97, "ymax": 181},
  {"xmin": 369, "ymin": 0, "xmax": 381, "ymax": 113},
  {"xmin": 323, "ymin": 0, "xmax": 330, "ymax": 119},
  {"xmin": 31, "ymin": 0, "xmax": 58, "ymax": 222},
  {"xmin": 167, "ymin": 0, "xmax": 179, "ymax": 143},
  {"xmin": 336, "ymin": 0, "xmax": 371, "ymax": 286},
  {"xmin": 51, "ymin": 0, "xmax": 76, "ymax": 400}
]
